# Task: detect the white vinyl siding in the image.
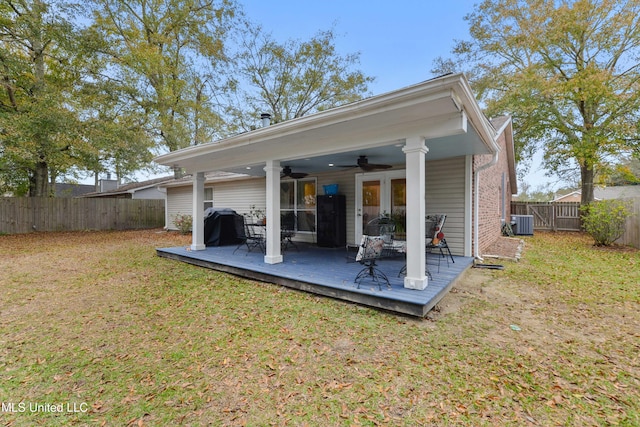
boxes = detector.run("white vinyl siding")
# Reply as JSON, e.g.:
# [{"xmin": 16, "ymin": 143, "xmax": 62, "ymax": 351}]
[
  {"xmin": 211, "ymin": 179, "xmax": 266, "ymax": 216},
  {"xmin": 426, "ymin": 156, "xmax": 466, "ymax": 256},
  {"xmin": 166, "ymin": 186, "xmax": 194, "ymax": 230}
]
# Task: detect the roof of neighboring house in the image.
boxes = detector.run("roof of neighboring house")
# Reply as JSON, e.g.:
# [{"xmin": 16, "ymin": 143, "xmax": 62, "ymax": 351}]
[
  {"xmin": 552, "ymin": 190, "xmax": 585, "ymax": 202},
  {"xmin": 55, "ymin": 183, "xmax": 96, "ymax": 198},
  {"xmin": 595, "ymin": 185, "xmax": 640, "ymax": 199},
  {"xmin": 552, "ymin": 186, "xmax": 640, "ymax": 202},
  {"xmin": 80, "ymin": 176, "xmax": 175, "ymax": 198}
]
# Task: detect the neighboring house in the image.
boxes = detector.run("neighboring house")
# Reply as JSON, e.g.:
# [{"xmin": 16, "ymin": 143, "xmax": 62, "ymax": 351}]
[
  {"xmin": 552, "ymin": 186, "xmax": 640, "ymax": 202},
  {"xmin": 155, "ymin": 73, "xmax": 517, "ymax": 290},
  {"xmin": 80, "ymin": 176, "xmax": 174, "ymax": 200},
  {"xmin": 552, "ymin": 190, "xmax": 584, "ymax": 203}
]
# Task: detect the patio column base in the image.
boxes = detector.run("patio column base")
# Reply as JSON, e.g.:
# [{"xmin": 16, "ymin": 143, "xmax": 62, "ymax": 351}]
[
  {"xmin": 404, "ymin": 276, "xmax": 428, "ymax": 290},
  {"xmin": 190, "ymin": 243, "xmax": 206, "ymax": 251},
  {"xmin": 264, "ymin": 254, "xmax": 283, "ymax": 264}
]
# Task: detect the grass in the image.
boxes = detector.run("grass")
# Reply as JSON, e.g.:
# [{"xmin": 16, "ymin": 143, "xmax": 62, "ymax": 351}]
[{"xmin": 0, "ymin": 229, "xmax": 638, "ymax": 426}]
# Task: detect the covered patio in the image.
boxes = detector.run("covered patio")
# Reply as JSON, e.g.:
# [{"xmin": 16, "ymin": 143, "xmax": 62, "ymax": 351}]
[
  {"xmin": 156, "ymin": 243, "xmax": 474, "ymax": 317},
  {"xmin": 155, "ymin": 73, "xmax": 501, "ymax": 293}
]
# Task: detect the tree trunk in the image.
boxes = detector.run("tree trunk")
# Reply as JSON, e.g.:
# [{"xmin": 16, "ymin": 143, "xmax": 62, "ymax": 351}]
[
  {"xmin": 28, "ymin": 1, "xmax": 49, "ymax": 198},
  {"xmin": 29, "ymin": 160, "xmax": 49, "ymax": 197},
  {"xmin": 580, "ymin": 163, "xmax": 595, "ymax": 205}
]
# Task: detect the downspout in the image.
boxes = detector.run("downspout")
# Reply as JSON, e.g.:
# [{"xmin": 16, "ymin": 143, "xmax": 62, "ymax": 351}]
[{"xmin": 474, "ymin": 139, "xmax": 500, "ymax": 262}]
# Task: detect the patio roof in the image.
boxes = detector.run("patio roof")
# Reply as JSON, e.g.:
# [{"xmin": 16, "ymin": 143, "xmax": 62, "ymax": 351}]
[
  {"xmin": 154, "ymin": 73, "xmax": 497, "ymax": 176},
  {"xmin": 156, "ymin": 243, "xmax": 474, "ymax": 317}
]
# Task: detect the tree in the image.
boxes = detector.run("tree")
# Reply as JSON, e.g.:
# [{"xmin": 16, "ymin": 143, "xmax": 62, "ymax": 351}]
[
  {"xmin": 226, "ymin": 24, "xmax": 373, "ymax": 130},
  {"xmin": 77, "ymin": 81, "xmax": 155, "ymax": 183},
  {"xmin": 436, "ymin": 0, "xmax": 640, "ymax": 205},
  {"xmin": 88, "ymin": 0, "xmax": 238, "ymax": 152},
  {"xmin": 0, "ymin": 0, "xmax": 88, "ymax": 196},
  {"xmin": 598, "ymin": 154, "xmax": 640, "ymax": 185},
  {"xmin": 513, "ymin": 181, "xmax": 558, "ymax": 201}
]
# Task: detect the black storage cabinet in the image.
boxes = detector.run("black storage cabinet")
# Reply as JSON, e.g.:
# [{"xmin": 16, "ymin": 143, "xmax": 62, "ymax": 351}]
[{"xmin": 316, "ymin": 195, "xmax": 346, "ymax": 247}]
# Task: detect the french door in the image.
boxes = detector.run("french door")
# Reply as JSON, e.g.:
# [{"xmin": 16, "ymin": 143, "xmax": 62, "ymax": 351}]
[{"xmin": 355, "ymin": 170, "xmax": 406, "ymax": 243}]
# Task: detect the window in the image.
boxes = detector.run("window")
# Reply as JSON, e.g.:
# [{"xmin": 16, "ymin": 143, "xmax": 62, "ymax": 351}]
[
  {"xmin": 204, "ymin": 187, "xmax": 214, "ymax": 210},
  {"xmin": 280, "ymin": 178, "xmax": 316, "ymax": 232}
]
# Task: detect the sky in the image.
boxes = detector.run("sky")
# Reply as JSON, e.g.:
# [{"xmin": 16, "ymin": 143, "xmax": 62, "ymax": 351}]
[
  {"xmin": 132, "ymin": 0, "xmax": 553, "ymax": 191},
  {"xmin": 242, "ymin": 0, "xmax": 475, "ymax": 95}
]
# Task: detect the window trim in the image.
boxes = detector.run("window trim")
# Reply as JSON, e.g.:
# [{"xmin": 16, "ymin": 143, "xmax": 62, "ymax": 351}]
[{"xmin": 203, "ymin": 187, "xmax": 214, "ymax": 210}]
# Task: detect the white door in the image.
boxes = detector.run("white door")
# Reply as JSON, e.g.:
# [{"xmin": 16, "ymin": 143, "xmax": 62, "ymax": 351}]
[{"xmin": 355, "ymin": 170, "xmax": 406, "ymax": 243}]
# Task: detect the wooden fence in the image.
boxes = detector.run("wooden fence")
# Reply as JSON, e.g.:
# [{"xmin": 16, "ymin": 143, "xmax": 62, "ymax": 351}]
[
  {"xmin": 511, "ymin": 202, "xmax": 582, "ymax": 231},
  {"xmin": 618, "ymin": 197, "xmax": 640, "ymax": 249},
  {"xmin": 511, "ymin": 199, "xmax": 640, "ymax": 248},
  {"xmin": 0, "ymin": 197, "xmax": 165, "ymax": 234}
]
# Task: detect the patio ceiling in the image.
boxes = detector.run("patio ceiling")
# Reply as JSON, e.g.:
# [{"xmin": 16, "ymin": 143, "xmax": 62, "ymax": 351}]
[{"xmin": 155, "ymin": 73, "xmax": 497, "ymax": 176}]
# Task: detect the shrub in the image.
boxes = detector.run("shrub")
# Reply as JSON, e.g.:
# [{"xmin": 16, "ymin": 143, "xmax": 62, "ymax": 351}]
[
  {"xmin": 172, "ymin": 213, "xmax": 193, "ymax": 235},
  {"xmin": 580, "ymin": 199, "xmax": 632, "ymax": 246}
]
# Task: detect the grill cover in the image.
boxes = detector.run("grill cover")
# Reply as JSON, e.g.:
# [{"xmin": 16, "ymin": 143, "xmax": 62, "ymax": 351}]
[{"xmin": 204, "ymin": 208, "xmax": 243, "ymax": 246}]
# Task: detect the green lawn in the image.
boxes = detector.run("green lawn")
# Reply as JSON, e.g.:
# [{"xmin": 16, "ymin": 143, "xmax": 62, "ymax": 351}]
[{"xmin": 0, "ymin": 230, "xmax": 638, "ymax": 426}]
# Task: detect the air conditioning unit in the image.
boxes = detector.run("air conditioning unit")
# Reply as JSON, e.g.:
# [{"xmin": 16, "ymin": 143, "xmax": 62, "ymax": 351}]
[{"xmin": 511, "ymin": 215, "xmax": 534, "ymax": 236}]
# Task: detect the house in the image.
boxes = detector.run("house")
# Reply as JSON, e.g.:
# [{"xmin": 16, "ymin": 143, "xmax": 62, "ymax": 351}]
[
  {"xmin": 79, "ymin": 176, "xmax": 174, "ymax": 200},
  {"xmin": 155, "ymin": 73, "xmax": 517, "ymax": 291}
]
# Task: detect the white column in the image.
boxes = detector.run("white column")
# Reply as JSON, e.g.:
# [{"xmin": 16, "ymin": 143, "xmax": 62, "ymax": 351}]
[
  {"xmin": 264, "ymin": 160, "xmax": 283, "ymax": 264},
  {"xmin": 403, "ymin": 137, "xmax": 428, "ymax": 290},
  {"xmin": 191, "ymin": 171, "xmax": 206, "ymax": 251}
]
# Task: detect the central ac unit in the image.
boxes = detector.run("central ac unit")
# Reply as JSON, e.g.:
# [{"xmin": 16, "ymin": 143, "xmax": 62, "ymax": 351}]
[{"xmin": 511, "ymin": 215, "xmax": 534, "ymax": 235}]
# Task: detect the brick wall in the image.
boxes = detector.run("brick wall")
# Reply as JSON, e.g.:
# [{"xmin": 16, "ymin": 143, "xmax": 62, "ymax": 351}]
[{"xmin": 473, "ymin": 130, "xmax": 514, "ymax": 255}]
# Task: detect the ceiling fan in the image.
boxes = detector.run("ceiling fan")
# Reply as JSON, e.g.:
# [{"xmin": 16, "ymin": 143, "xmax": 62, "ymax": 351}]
[
  {"xmin": 340, "ymin": 155, "xmax": 392, "ymax": 171},
  {"xmin": 281, "ymin": 166, "xmax": 308, "ymax": 179}
]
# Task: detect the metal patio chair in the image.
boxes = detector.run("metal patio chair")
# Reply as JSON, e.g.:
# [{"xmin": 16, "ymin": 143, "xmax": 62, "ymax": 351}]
[
  {"xmin": 425, "ymin": 214, "xmax": 454, "ymax": 272},
  {"xmin": 280, "ymin": 212, "xmax": 298, "ymax": 252},
  {"xmin": 364, "ymin": 216, "xmax": 397, "ymax": 258},
  {"xmin": 354, "ymin": 235, "xmax": 390, "ymax": 290},
  {"xmin": 233, "ymin": 215, "xmax": 265, "ymax": 255}
]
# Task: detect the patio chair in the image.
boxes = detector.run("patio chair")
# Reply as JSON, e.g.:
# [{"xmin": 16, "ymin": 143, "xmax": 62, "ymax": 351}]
[
  {"xmin": 425, "ymin": 214, "xmax": 454, "ymax": 272},
  {"xmin": 233, "ymin": 215, "xmax": 265, "ymax": 255},
  {"xmin": 363, "ymin": 216, "xmax": 397, "ymax": 258},
  {"xmin": 354, "ymin": 235, "xmax": 390, "ymax": 290},
  {"xmin": 280, "ymin": 212, "xmax": 298, "ymax": 252}
]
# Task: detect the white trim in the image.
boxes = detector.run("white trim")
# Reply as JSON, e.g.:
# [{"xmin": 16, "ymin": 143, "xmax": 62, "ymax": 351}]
[
  {"xmin": 464, "ymin": 156, "xmax": 473, "ymax": 257},
  {"xmin": 190, "ymin": 172, "xmax": 206, "ymax": 250},
  {"xmin": 264, "ymin": 161, "xmax": 283, "ymax": 264}
]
